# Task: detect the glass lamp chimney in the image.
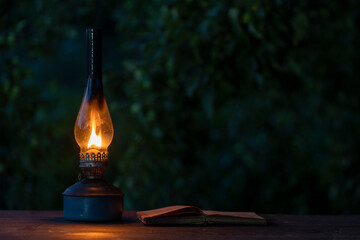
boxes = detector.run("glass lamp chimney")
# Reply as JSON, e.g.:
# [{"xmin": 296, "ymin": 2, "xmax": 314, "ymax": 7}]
[{"xmin": 74, "ymin": 29, "xmax": 114, "ymax": 179}]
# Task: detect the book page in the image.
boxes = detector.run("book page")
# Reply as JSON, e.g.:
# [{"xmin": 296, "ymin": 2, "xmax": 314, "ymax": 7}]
[
  {"xmin": 137, "ymin": 205, "xmax": 203, "ymax": 219},
  {"xmin": 203, "ymin": 210, "xmax": 266, "ymax": 225},
  {"xmin": 203, "ymin": 210, "xmax": 263, "ymax": 219}
]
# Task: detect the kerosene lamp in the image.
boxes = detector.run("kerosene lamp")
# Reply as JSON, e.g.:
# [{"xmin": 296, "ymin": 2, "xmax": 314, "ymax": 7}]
[{"xmin": 63, "ymin": 29, "xmax": 123, "ymax": 221}]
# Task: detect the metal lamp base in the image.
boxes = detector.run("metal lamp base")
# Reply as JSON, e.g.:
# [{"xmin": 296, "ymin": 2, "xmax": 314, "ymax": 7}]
[{"xmin": 63, "ymin": 178, "xmax": 124, "ymax": 221}]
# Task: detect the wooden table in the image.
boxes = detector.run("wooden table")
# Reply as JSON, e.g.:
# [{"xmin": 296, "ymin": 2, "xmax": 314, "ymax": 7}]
[{"xmin": 0, "ymin": 211, "xmax": 359, "ymax": 239}]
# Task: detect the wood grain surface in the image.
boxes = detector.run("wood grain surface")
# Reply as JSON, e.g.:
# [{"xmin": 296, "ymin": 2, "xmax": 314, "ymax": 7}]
[{"xmin": 0, "ymin": 211, "xmax": 359, "ymax": 239}]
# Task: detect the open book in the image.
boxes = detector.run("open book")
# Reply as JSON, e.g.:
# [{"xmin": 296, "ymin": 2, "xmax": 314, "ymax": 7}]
[{"xmin": 136, "ymin": 205, "xmax": 266, "ymax": 225}]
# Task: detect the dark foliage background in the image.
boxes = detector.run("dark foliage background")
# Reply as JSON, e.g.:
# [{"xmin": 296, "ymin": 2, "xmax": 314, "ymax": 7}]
[{"xmin": 1, "ymin": 0, "xmax": 359, "ymax": 213}]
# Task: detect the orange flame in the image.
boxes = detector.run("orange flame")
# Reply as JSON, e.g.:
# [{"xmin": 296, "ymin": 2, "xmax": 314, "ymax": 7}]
[{"xmin": 88, "ymin": 120, "xmax": 101, "ymax": 148}]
